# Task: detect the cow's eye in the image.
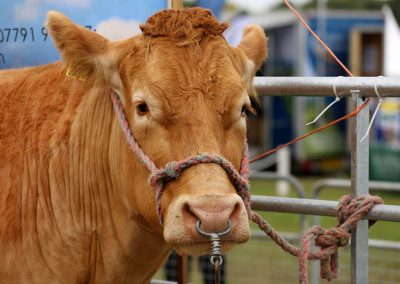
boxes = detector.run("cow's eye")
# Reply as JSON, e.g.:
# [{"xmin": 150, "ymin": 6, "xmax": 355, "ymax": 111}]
[
  {"xmin": 241, "ymin": 104, "xmax": 256, "ymax": 117},
  {"xmin": 137, "ymin": 102, "xmax": 149, "ymax": 115}
]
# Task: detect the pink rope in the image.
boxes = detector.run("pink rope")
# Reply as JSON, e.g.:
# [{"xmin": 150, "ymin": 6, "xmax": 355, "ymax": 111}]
[
  {"xmin": 150, "ymin": 153, "xmax": 252, "ymax": 222},
  {"xmin": 110, "ymin": 94, "xmax": 158, "ymax": 173}
]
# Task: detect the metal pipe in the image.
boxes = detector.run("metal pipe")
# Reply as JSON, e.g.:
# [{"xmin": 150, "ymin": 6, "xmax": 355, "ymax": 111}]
[
  {"xmin": 311, "ymin": 179, "xmax": 400, "ymax": 227},
  {"xmin": 368, "ymin": 239, "xmax": 400, "ymax": 250},
  {"xmin": 311, "ymin": 178, "xmax": 400, "ymax": 239},
  {"xmin": 254, "ymin": 76, "xmax": 400, "ymax": 97},
  {"xmin": 252, "ymin": 232, "xmax": 400, "ymax": 251},
  {"xmin": 250, "ymin": 172, "xmax": 307, "ymax": 233},
  {"xmin": 251, "ymin": 231, "xmax": 300, "ymax": 242},
  {"xmin": 250, "ymin": 172, "xmax": 305, "ymax": 199},
  {"xmin": 250, "ymin": 195, "xmax": 400, "ymax": 222},
  {"xmin": 350, "ymin": 92, "xmax": 370, "ymax": 283},
  {"xmin": 312, "ymin": 179, "xmax": 400, "ymax": 199}
]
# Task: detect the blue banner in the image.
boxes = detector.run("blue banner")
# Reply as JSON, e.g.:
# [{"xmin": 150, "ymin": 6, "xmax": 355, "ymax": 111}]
[{"xmin": 0, "ymin": 0, "xmax": 167, "ymax": 69}]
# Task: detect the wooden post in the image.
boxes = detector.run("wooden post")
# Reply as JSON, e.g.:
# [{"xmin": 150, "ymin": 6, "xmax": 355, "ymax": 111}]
[
  {"xmin": 177, "ymin": 254, "xmax": 189, "ymax": 284},
  {"xmin": 168, "ymin": 0, "xmax": 183, "ymax": 9}
]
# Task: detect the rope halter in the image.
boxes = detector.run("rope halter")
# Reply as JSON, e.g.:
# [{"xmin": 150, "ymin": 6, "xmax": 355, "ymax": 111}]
[{"xmin": 110, "ymin": 92, "xmax": 252, "ymax": 224}]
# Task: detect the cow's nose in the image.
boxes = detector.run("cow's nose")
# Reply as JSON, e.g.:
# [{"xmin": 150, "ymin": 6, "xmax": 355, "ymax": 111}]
[{"xmin": 184, "ymin": 195, "xmax": 241, "ymax": 234}]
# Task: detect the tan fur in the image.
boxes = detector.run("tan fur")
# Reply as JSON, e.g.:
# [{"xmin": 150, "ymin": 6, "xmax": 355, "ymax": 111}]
[
  {"xmin": 140, "ymin": 8, "xmax": 228, "ymax": 45},
  {"xmin": 0, "ymin": 8, "xmax": 267, "ymax": 283}
]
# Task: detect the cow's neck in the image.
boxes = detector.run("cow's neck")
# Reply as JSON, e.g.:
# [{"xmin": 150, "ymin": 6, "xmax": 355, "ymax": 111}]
[{"xmin": 45, "ymin": 65, "xmax": 170, "ymax": 282}]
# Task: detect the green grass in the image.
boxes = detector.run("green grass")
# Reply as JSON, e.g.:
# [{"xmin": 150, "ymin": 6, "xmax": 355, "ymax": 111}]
[{"xmin": 154, "ymin": 177, "xmax": 400, "ymax": 283}]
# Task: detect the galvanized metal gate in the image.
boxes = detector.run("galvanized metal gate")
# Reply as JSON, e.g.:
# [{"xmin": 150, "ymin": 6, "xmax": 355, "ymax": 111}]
[{"xmin": 251, "ymin": 76, "xmax": 400, "ymax": 284}]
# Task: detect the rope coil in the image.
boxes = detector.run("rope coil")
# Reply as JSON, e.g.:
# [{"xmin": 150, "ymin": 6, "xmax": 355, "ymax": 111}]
[{"xmin": 250, "ymin": 195, "xmax": 383, "ymax": 283}]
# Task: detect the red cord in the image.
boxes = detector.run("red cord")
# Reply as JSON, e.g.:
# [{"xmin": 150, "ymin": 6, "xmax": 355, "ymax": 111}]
[
  {"xmin": 250, "ymin": 99, "xmax": 369, "ymax": 163},
  {"xmin": 250, "ymin": 1, "xmax": 370, "ymax": 164},
  {"xmin": 282, "ymin": 0, "xmax": 354, "ymax": 77}
]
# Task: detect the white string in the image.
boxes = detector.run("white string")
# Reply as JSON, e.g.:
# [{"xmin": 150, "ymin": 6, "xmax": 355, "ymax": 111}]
[
  {"xmin": 360, "ymin": 76, "xmax": 384, "ymax": 142},
  {"xmin": 306, "ymin": 76, "xmax": 342, "ymax": 125}
]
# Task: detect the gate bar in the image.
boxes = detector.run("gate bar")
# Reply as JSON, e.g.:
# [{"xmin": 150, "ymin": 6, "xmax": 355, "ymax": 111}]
[
  {"xmin": 312, "ymin": 179, "xmax": 400, "ymax": 197},
  {"xmin": 250, "ymin": 196, "xmax": 400, "ymax": 222},
  {"xmin": 350, "ymin": 92, "xmax": 370, "ymax": 284},
  {"xmin": 254, "ymin": 77, "xmax": 400, "ymax": 97}
]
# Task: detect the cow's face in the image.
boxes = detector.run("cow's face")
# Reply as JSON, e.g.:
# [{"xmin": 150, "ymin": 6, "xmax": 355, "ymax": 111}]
[{"xmin": 47, "ymin": 8, "xmax": 267, "ymax": 255}]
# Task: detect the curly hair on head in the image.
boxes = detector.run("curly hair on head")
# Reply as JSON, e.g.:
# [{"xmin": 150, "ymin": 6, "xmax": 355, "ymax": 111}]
[{"xmin": 140, "ymin": 7, "xmax": 228, "ymax": 45}]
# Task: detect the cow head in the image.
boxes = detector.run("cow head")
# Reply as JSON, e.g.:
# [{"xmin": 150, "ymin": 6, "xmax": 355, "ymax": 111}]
[{"xmin": 46, "ymin": 8, "xmax": 267, "ymax": 256}]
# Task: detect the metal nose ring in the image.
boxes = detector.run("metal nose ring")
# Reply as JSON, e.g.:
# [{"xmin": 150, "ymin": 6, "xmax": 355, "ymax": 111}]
[
  {"xmin": 196, "ymin": 220, "xmax": 232, "ymax": 238},
  {"xmin": 196, "ymin": 220, "xmax": 232, "ymax": 266}
]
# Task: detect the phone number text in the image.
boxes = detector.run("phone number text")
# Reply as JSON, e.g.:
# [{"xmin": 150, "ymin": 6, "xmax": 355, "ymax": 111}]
[{"xmin": 0, "ymin": 26, "xmax": 95, "ymax": 43}]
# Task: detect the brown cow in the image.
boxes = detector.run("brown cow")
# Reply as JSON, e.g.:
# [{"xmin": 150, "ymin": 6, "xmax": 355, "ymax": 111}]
[{"xmin": 0, "ymin": 8, "xmax": 267, "ymax": 283}]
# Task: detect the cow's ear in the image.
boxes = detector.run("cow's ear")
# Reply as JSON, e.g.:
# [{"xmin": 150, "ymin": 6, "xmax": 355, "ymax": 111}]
[
  {"xmin": 237, "ymin": 25, "xmax": 268, "ymax": 75},
  {"xmin": 46, "ymin": 11, "xmax": 109, "ymax": 81}
]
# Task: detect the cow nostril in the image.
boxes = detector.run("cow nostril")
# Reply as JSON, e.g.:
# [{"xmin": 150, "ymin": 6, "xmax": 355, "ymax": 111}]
[
  {"xmin": 231, "ymin": 202, "xmax": 241, "ymax": 222},
  {"xmin": 183, "ymin": 197, "xmax": 242, "ymax": 233},
  {"xmin": 182, "ymin": 203, "xmax": 199, "ymax": 224},
  {"xmin": 165, "ymin": 195, "xmax": 251, "ymax": 247}
]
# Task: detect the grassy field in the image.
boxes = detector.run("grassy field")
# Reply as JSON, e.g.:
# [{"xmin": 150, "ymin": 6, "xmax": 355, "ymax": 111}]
[{"xmin": 154, "ymin": 177, "xmax": 400, "ymax": 283}]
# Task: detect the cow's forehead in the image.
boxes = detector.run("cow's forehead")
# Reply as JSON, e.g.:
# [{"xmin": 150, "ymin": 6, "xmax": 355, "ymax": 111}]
[
  {"xmin": 137, "ymin": 6, "xmax": 239, "ymax": 84},
  {"xmin": 140, "ymin": 38, "xmax": 244, "ymax": 92},
  {"xmin": 118, "ymin": 8, "xmax": 248, "ymax": 111},
  {"xmin": 129, "ymin": 49, "xmax": 245, "ymax": 120}
]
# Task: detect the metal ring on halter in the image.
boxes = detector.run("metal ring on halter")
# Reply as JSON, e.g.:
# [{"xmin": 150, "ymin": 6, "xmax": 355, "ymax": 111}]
[
  {"xmin": 211, "ymin": 255, "xmax": 223, "ymax": 266},
  {"xmin": 195, "ymin": 220, "xmax": 232, "ymax": 238}
]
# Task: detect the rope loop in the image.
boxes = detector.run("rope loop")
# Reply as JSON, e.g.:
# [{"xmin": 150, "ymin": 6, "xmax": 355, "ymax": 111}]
[
  {"xmin": 320, "ymin": 262, "xmax": 337, "ymax": 281},
  {"xmin": 315, "ymin": 227, "xmax": 350, "ymax": 247},
  {"xmin": 147, "ymin": 152, "xmax": 251, "ymax": 224},
  {"xmin": 337, "ymin": 195, "xmax": 384, "ymax": 228}
]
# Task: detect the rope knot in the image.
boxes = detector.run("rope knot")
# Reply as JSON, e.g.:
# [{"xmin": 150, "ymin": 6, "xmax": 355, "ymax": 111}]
[
  {"xmin": 337, "ymin": 195, "xmax": 384, "ymax": 229},
  {"xmin": 315, "ymin": 227, "xmax": 350, "ymax": 247},
  {"xmin": 149, "ymin": 162, "xmax": 183, "ymax": 187},
  {"xmin": 164, "ymin": 161, "xmax": 182, "ymax": 178}
]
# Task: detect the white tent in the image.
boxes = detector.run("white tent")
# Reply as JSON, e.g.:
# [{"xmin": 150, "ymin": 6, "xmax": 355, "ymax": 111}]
[
  {"xmin": 383, "ymin": 5, "xmax": 400, "ymax": 76},
  {"xmin": 227, "ymin": 0, "xmax": 311, "ymax": 14}
]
